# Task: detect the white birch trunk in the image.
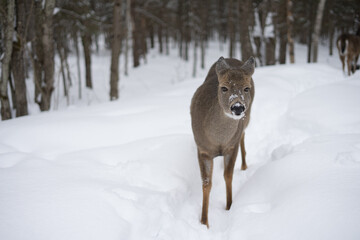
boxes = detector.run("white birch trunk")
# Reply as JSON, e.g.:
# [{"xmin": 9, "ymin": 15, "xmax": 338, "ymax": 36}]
[{"xmin": 312, "ymin": 0, "xmax": 327, "ymax": 63}]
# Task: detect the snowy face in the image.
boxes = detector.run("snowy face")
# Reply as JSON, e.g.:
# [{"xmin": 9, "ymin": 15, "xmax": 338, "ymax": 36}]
[{"xmin": 218, "ymin": 70, "xmax": 252, "ymax": 120}]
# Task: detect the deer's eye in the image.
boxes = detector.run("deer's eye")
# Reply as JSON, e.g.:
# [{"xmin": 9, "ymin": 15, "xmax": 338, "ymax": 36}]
[
  {"xmin": 244, "ymin": 87, "xmax": 250, "ymax": 93},
  {"xmin": 221, "ymin": 87, "xmax": 228, "ymax": 92}
]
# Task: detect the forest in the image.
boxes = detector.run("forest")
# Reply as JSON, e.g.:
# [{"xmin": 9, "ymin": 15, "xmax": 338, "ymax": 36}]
[
  {"xmin": 1, "ymin": 0, "xmax": 360, "ymax": 238},
  {"xmin": 0, "ymin": 0, "xmax": 359, "ymax": 121}
]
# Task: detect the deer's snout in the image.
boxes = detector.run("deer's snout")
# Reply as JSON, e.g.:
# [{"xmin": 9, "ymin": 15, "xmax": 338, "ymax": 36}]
[{"xmin": 230, "ymin": 103, "xmax": 245, "ymax": 116}]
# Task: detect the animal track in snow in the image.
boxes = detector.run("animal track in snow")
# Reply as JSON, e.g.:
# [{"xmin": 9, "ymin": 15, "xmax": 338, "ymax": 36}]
[
  {"xmin": 242, "ymin": 203, "xmax": 272, "ymax": 213},
  {"xmin": 335, "ymin": 152, "xmax": 360, "ymax": 166}
]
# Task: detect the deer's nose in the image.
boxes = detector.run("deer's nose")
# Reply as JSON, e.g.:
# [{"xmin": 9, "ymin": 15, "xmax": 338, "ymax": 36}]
[{"xmin": 231, "ymin": 103, "xmax": 245, "ymax": 116}]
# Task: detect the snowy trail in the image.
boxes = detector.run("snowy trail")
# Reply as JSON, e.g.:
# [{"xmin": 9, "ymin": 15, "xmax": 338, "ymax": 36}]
[{"xmin": 1, "ymin": 53, "xmax": 360, "ymax": 239}]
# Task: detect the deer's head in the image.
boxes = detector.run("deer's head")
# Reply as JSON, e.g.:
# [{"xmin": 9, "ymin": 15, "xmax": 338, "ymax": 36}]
[{"xmin": 215, "ymin": 56, "xmax": 255, "ymax": 120}]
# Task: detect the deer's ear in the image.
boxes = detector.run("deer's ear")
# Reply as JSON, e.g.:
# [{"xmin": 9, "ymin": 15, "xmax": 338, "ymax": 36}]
[
  {"xmin": 241, "ymin": 56, "xmax": 255, "ymax": 76},
  {"xmin": 215, "ymin": 57, "xmax": 230, "ymax": 78}
]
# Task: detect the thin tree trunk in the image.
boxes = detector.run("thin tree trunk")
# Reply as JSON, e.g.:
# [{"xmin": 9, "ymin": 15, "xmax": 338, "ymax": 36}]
[
  {"xmin": 57, "ymin": 44, "xmax": 69, "ymax": 105},
  {"xmin": 131, "ymin": 0, "xmax": 140, "ymax": 67},
  {"xmin": 286, "ymin": 0, "xmax": 295, "ymax": 63},
  {"xmin": 140, "ymin": 17, "xmax": 147, "ymax": 63},
  {"xmin": 239, "ymin": 0, "xmax": 254, "ymax": 61},
  {"xmin": 0, "ymin": 0, "xmax": 15, "ymax": 120},
  {"xmin": 12, "ymin": 0, "xmax": 28, "ymax": 117},
  {"xmin": 278, "ymin": 0, "xmax": 287, "ymax": 64},
  {"xmin": 73, "ymin": 31, "xmax": 82, "ymax": 99},
  {"xmin": 265, "ymin": 11, "xmax": 276, "ymax": 66},
  {"xmin": 266, "ymin": 37, "xmax": 276, "ymax": 65},
  {"xmin": 82, "ymin": 33, "xmax": 92, "ymax": 89},
  {"xmin": 312, "ymin": 0, "xmax": 327, "ymax": 63},
  {"xmin": 199, "ymin": 0, "xmax": 207, "ymax": 69},
  {"xmin": 40, "ymin": 0, "xmax": 56, "ymax": 111},
  {"xmin": 228, "ymin": 0, "xmax": 235, "ymax": 58},
  {"xmin": 193, "ymin": 39, "xmax": 198, "ymax": 78},
  {"xmin": 11, "ymin": 46, "xmax": 28, "ymax": 116},
  {"xmin": 200, "ymin": 36, "xmax": 205, "ymax": 69},
  {"xmin": 63, "ymin": 47, "xmax": 72, "ymax": 87},
  {"xmin": 165, "ymin": 27, "xmax": 170, "ymax": 55},
  {"xmin": 124, "ymin": 0, "xmax": 131, "ymax": 75},
  {"xmin": 158, "ymin": 25, "xmax": 163, "ymax": 54},
  {"xmin": 110, "ymin": 0, "xmax": 122, "ymax": 100},
  {"xmin": 8, "ymin": 73, "xmax": 16, "ymax": 110},
  {"xmin": 149, "ymin": 23, "xmax": 155, "ymax": 49}
]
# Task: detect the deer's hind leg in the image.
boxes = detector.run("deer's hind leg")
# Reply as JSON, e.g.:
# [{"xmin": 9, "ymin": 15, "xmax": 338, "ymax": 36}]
[
  {"xmin": 340, "ymin": 55, "xmax": 345, "ymax": 73},
  {"xmin": 198, "ymin": 150, "xmax": 214, "ymax": 228},
  {"xmin": 240, "ymin": 132, "xmax": 247, "ymax": 170},
  {"xmin": 352, "ymin": 54, "xmax": 359, "ymax": 74},
  {"xmin": 347, "ymin": 54, "xmax": 353, "ymax": 76}
]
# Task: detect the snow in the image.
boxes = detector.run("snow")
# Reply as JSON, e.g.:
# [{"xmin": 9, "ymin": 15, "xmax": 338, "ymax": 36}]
[
  {"xmin": 229, "ymin": 94, "xmax": 239, "ymax": 102},
  {"xmin": 225, "ymin": 111, "xmax": 245, "ymax": 120},
  {"xmin": 1, "ymin": 41, "xmax": 360, "ymax": 240}
]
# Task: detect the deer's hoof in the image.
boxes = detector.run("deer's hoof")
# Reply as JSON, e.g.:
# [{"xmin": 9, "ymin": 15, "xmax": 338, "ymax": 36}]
[{"xmin": 201, "ymin": 218, "xmax": 209, "ymax": 228}]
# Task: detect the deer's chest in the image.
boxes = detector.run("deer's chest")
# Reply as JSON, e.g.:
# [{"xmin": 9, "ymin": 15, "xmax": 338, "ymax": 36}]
[{"xmin": 205, "ymin": 111, "xmax": 243, "ymax": 148}]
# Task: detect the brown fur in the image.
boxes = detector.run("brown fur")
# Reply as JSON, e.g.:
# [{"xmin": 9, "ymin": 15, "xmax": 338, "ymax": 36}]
[
  {"xmin": 336, "ymin": 33, "xmax": 360, "ymax": 76},
  {"xmin": 190, "ymin": 56, "xmax": 255, "ymax": 227}
]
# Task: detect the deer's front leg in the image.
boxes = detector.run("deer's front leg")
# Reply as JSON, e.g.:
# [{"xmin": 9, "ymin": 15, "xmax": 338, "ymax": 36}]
[
  {"xmin": 198, "ymin": 150, "xmax": 213, "ymax": 228},
  {"xmin": 224, "ymin": 144, "xmax": 239, "ymax": 210}
]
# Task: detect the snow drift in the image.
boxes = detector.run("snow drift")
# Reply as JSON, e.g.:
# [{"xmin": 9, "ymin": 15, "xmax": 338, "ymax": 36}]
[{"xmin": 1, "ymin": 45, "xmax": 360, "ymax": 240}]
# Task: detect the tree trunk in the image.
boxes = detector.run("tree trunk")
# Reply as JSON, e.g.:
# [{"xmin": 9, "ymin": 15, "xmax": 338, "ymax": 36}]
[
  {"xmin": 57, "ymin": 44, "xmax": 69, "ymax": 105},
  {"xmin": 11, "ymin": 45, "xmax": 28, "ymax": 116},
  {"xmin": 239, "ymin": 0, "xmax": 254, "ymax": 61},
  {"xmin": 124, "ymin": 0, "xmax": 131, "ymax": 75},
  {"xmin": 228, "ymin": 0, "xmax": 236, "ymax": 58},
  {"xmin": 312, "ymin": 0, "xmax": 327, "ymax": 63},
  {"xmin": 73, "ymin": 31, "xmax": 82, "ymax": 99},
  {"xmin": 40, "ymin": 0, "xmax": 56, "ymax": 111},
  {"xmin": 278, "ymin": 0, "xmax": 287, "ymax": 64},
  {"xmin": 266, "ymin": 37, "xmax": 276, "ymax": 65},
  {"xmin": 140, "ymin": 17, "xmax": 147, "ymax": 63},
  {"xmin": 149, "ymin": 23, "xmax": 155, "ymax": 49},
  {"xmin": 165, "ymin": 27, "xmax": 170, "ymax": 55},
  {"xmin": 199, "ymin": 0, "xmax": 207, "ymax": 69},
  {"xmin": 12, "ymin": 0, "xmax": 28, "ymax": 117},
  {"xmin": 110, "ymin": 0, "xmax": 122, "ymax": 100},
  {"xmin": 200, "ymin": 36, "xmax": 205, "ymax": 69},
  {"xmin": 265, "ymin": 11, "xmax": 276, "ymax": 66},
  {"xmin": 329, "ymin": 21, "xmax": 334, "ymax": 56},
  {"xmin": 158, "ymin": 25, "xmax": 163, "ymax": 54},
  {"xmin": 0, "ymin": 0, "xmax": 15, "ymax": 120},
  {"xmin": 82, "ymin": 32, "xmax": 92, "ymax": 89},
  {"xmin": 286, "ymin": 0, "xmax": 295, "ymax": 63},
  {"xmin": 131, "ymin": 0, "xmax": 141, "ymax": 67},
  {"xmin": 192, "ymin": 39, "xmax": 198, "ymax": 78}
]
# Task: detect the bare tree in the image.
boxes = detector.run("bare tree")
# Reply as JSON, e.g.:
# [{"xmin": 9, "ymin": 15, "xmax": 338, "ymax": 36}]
[
  {"xmin": 278, "ymin": 0, "xmax": 287, "ymax": 64},
  {"xmin": 110, "ymin": 0, "xmax": 122, "ymax": 100},
  {"xmin": 239, "ymin": 0, "xmax": 254, "ymax": 61},
  {"xmin": 312, "ymin": 0, "xmax": 327, "ymax": 62},
  {"xmin": 11, "ymin": 0, "xmax": 29, "ymax": 117},
  {"xmin": 39, "ymin": 0, "xmax": 56, "ymax": 111},
  {"xmin": 124, "ymin": 0, "xmax": 131, "ymax": 76},
  {"xmin": 0, "ymin": 0, "xmax": 15, "ymax": 120},
  {"xmin": 82, "ymin": 32, "xmax": 92, "ymax": 89},
  {"xmin": 228, "ymin": 0, "xmax": 236, "ymax": 58},
  {"xmin": 286, "ymin": 0, "xmax": 295, "ymax": 63}
]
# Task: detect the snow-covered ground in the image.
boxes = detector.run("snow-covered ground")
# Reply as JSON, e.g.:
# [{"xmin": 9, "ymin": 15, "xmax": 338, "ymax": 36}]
[{"xmin": 1, "ymin": 41, "xmax": 360, "ymax": 240}]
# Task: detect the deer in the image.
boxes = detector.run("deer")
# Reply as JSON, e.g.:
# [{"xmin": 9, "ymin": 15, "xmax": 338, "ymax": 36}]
[
  {"xmin": 190, "ymin": 56, "xmax": 255, "ymax": 228},
  {"xmin": 336, "ymin": 33, "xmax": 360, "ymax": 76}
]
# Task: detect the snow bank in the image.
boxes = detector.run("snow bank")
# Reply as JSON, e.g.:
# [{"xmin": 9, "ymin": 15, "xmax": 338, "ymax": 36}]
[{"xmin": 1, "ymin": 45, "xmax": 360, "ymax": 240}]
